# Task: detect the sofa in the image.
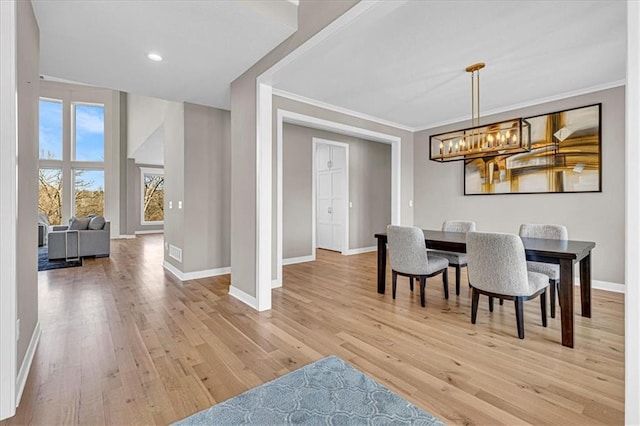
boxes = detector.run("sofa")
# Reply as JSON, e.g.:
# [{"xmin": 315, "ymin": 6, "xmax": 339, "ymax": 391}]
[{"xmin": 48, "ymin": 215, "xmax": 111, "ymax": 260}]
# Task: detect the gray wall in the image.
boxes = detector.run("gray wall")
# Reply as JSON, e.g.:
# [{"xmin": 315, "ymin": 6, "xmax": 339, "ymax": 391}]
[
  {"xmin": 125, "ymin": 160, "xmax": 163, "ymax": 234},
  {"xmin": 119, "ymin": 92, "xmax": 128, "ymax": 236},
  {"xmin": 163, "ymin": 102, "xmax": 185, "ymax": 270},
  {"xmin": 414, "ymin": 86, "xmax": 625, "ymax": 284},
  {"xmin": 282, "ymin": 123, "xmax": 391, "ymax": 258},
  {"xmin": 163, "ymin": 102, "xmax": 231, "ymax": 274},
  {"xmin": 16, "ymin": 0, "xmax": 39, "ymax": 371},
  {"xmin": 231, "ymin": 1, "xmax": 359, "ymax": 298},
  {"xmin": 183, "ymin": 103, "xmax": 231, "ymax": 272}
]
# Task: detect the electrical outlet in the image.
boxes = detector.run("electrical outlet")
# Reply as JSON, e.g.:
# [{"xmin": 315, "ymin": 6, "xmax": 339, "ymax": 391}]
[
  {"xmin": 349, "ymin": 202, "xmax": 353, "ymax": 208},
  {"xmin": 169, "ymin": 201, "xmax": 173, "ymax": 209},
  {"xmin": 409, "ymin": 200, "xmax": 413, "ymax": 207},
  {"xmin": 16, "ymin": 318, "xmax": 20, "ymax": 341},
  {"xmin": 178, "ymin": 201, "xmax": 182, "ymax": 209}
]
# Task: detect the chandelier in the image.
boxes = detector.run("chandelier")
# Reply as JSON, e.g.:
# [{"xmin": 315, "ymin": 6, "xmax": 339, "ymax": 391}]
[{"xmin": 429, "ymin": 62, "xmax": 531, "ymax": 162}]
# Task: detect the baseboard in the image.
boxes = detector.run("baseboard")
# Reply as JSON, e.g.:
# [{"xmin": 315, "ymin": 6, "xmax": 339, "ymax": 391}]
[
  {"xmin": 114, "ymin": 235, "xmax": 135, "ymax": 239},
  {"xmin": 163, "ymin": 261, "xmax": 230, "ymax": 281},
  {"xmin": 134, "ymin": 230, "xmax": 164, "ymax": 235},
  {"xmin": 282, "ymin": 255, "xmax": 315, "ymax": 265},
  {"xmin": 182, "ymin": 267, "xmax": 230, "ymax": 280},
  {"xmin": 229, "ymin": 285, "xmax": 259, "ymax": 310},
  {"xmin": 16, "ymin": 322, "xmax": 41, "ymax": 407},
  {"xmin": 343, "ymin": 246, "xmax": 377, "ymax": 256},
  {"xmin": 272, "ymin": 279, "xmax": 282, "ymax": 289},
  {"xmin": 574, "ymin": 277, "xmax": 625, "ymax": 293}
]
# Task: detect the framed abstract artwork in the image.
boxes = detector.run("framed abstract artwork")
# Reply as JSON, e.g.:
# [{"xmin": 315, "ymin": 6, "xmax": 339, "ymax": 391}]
[{"xmin": 464, "ymin": 103, "xmax": 602, "ymax": 195}]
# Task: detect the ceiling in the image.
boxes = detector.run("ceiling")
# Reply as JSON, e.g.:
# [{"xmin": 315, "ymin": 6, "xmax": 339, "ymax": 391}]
[
  {"xmin": 271, "ymin": 1, "xmax": 627, "ymax": 130},
  {"xmin": 32, "ymin": 0, "xmax": 298, "ymax": 109},
  {"xmin": 32, "ymin": 1, "xmax": 627, "ymax": 131}
]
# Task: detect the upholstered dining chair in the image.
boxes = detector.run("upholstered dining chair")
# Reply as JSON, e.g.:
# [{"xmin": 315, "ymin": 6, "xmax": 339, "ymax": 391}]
[
  {"xmin": 386, "ymin": 225, "xmax": 449, "ymax": 307},
  {"xmin": 466, "ymin": 231, "xmax": 548, "ymax": 339},
  {"xmin": 428, "ymin": 220, "xmax": 476, "ymax": 296},
  {"xmin": 519, "ymin": 224, "xmax": 568, "ymax": 318}
]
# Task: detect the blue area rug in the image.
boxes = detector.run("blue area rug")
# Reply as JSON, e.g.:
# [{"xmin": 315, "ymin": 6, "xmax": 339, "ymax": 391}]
[
  {"xmin": 38, "ymin": 246, "xmax": 82, "ymax": 271},
  {"xmin": 174, "ymin": 355, "xmax": 444, "ymax": 425}
]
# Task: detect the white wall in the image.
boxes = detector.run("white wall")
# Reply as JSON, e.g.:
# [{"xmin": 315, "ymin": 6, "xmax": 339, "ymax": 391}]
[
  {"xmin": 414, "ymin": 86, "xmax": 625, "ymax": 285},
  {"xmin": 126, "ymin": 93, "xmax": 173, "ymax": 158},
  {"xmin": 625, "ymin": 1, "xmax": 640, "ymax": 423}
]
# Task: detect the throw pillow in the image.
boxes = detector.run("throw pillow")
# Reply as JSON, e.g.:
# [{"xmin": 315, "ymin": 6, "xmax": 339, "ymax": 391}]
[
  {"xmin": 69, "ymin": 216, "xmax": 91, "ymax": 230},
  {"xmin": 88, "ymin": 215, "xmax": 106, "ymax": 230}
]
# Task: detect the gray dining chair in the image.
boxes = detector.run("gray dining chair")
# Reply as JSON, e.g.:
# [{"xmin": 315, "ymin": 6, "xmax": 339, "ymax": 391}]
[
  {"xmin": 519, "ymin": 224, "xmax": 568, "ymax": 318},
  {"xmin": 467, "ymin": 231, "xmax": 548, "ymax": 339},
  {"xmin": 386, "ymin": 225, "xmax": 449, "ymax": 307},
  {"xmin": 428, "ymin": 220, "xmax": 476, "ymax": 296}
]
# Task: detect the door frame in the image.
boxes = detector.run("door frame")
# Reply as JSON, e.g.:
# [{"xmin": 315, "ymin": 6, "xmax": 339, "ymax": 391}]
[
  {"xmin": 312, "ymin": 138, "xmax": 349, "ymax": 257},
  {"xmin": 275, "ymin": 108, "xmax": 401, "ymax": 288}
]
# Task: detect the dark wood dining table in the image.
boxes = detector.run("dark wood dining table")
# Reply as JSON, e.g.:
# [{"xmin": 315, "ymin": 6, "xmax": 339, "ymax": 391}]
[{"xmin": 374, "ymin": 230, "xmax": 596, "ymax": 348}]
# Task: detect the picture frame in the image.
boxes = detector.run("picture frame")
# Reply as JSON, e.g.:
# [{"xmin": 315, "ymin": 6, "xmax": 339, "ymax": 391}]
[{"xmin": 463, "ymin": 103, "xmax": 602, "ymax": 195}]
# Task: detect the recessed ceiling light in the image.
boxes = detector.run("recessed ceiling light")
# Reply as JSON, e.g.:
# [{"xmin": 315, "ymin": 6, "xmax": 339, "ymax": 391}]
[{"xmin": 147, "ymin": 53, "xmax": 163, "ymax": 62}]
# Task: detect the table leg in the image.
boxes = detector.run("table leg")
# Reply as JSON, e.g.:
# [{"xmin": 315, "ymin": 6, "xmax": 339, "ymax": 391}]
[
  {"xmin": 579, "ymin": 253, "xmax": 592, "ymax": 318},
  {"xmin": 559, "ymin": 258, "xmax": 575, "ymax": 348},
  {"xmin": 377, "ymin": 237, "xmax": 386, "ymax": 294}
]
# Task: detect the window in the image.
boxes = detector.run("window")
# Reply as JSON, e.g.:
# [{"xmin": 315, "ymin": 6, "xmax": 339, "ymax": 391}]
[
  {"xmin": 141, "ymin": 168, "xmax": 164, "ymax": 224},
  {"xmin": 38, "ymin": 167, "xmax": 63, "ymax": 225},
  {"xmin": 39, "ymin": 99, "xmax": 63, "ymax": 160},
  {"xmin": 74, "ymin": 169, "xmax": 104, "ymax": 217},
  {"xmin": 73, "ymin": 103, "xmax": 104, "ymax": 161},
  {"xmin": 38, "ymin": 86, "xmax": 110, "ymax": 227}
]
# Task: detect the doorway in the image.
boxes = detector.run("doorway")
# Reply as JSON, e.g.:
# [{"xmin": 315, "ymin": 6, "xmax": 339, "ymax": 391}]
[{"xmin": 313, "ymin": 139, "xmax": 348, "ymax": 254}]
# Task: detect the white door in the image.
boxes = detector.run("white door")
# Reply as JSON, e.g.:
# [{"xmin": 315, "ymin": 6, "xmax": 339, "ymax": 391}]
[{"xmin": 316, "ymin": 143, "xmax": 346, "ymax": 252}]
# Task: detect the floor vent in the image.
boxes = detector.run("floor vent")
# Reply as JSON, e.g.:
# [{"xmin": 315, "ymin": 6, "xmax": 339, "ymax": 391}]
[{"xmin": 169, "ymin": 244, "xmax": 182, "ymax": 262}]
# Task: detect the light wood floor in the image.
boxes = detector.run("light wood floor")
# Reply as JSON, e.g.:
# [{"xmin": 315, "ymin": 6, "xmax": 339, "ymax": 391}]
[{"xmin": 3, "ymin": 234, "xmax": 624, "ymax": 425}]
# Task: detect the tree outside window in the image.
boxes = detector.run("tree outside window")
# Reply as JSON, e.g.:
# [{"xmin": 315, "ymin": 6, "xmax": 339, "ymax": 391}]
[
  {"xmin": 38, "ymin": 167, "xmax": 63, "ymax": 225},
  {"xmin": 74, "ymin": 169, "xmax": 104, "ymax": 217},
  {"xmin": 143, "ymin": 172, "xmax": 164, "ymax": 223}
]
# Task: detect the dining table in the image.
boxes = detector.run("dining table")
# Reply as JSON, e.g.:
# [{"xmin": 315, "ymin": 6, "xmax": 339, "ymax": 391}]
[{"xmin": 374, "ymin": 229, "xmax": 596, "ymax": 348}]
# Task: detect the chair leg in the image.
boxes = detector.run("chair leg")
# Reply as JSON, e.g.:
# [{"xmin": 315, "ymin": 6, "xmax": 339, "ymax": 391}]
[
  {"xmin": 540, "ymin": 288, "xmax": 548, "ymax": 327},
  {"xmin": 514, "ymin": 297, "xmax": 525, "ymax": 339},
  {"xmin": 455, "ymin": 265, "xmax": 461, "ymax": 296},
  {"xmin": 499, "ymin": 298, "xmax": 504, "ymax": 306},
  {"xmin": 471, "ymin": 288, "xmax": 480, "ymax": 324},
  {"xmin": 392, "ymin": 271, "xmax": 397, "ymax": 300},
  {"xmin": 488, "ymin": 296, "xmax": 494, "ymax": 312},
  {"xmin": 556, "ymin": 280, "xmax": 561, "ymax": 308},
  {"xmin": 419, "ymin": 277, "xmax": 426, "ymax": 307},
  {"xmin": 442, "ymin": 270, "xmax": 449, "ymax": 300},
  {"xmin": 409, "ymin": 277, "xmax": 414, "ymax": 292},
  {"xmin": 549, "ymin": 279, "xmax": 556, "ymax": 318}
]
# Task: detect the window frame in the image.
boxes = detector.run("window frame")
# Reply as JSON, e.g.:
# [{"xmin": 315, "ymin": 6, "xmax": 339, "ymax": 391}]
[
  {"xmin": 140, "ymin": 167, "xmax": 165, "ymax": 225},
  {"xmin": 38, "ymin": 82, "xmax": 112, "ymax": 227}
]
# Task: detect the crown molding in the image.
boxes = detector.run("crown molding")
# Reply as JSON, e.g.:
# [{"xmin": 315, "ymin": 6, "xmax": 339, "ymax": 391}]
[
  {"xmin": 415, "ymin": 79, "xmax": 627, "ymax": 132},
  {"xmin": 272, "ymin": 89, "xmax": 416, "ymax": 132}
]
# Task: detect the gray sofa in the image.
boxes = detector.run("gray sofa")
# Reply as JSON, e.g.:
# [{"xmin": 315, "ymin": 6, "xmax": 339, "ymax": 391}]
[{"xmin": 48, "ymin": 217, "xmax": 110, "ymax": 260}]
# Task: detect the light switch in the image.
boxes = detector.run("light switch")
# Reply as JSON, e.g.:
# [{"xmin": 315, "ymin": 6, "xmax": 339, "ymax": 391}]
[
  {"xmin": 409, "ymin": 200, "xmax": 413, "ymax": 207},
  {"xmin": 349, "ymin": 202, "xmax": 353, "ymax": 208}
]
